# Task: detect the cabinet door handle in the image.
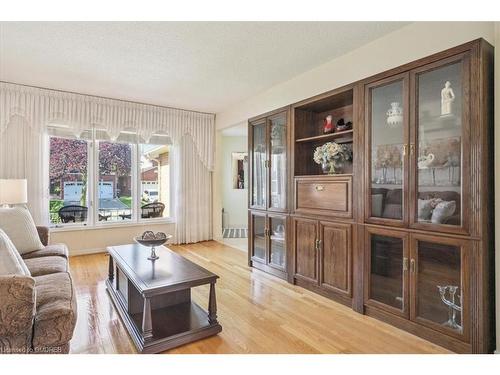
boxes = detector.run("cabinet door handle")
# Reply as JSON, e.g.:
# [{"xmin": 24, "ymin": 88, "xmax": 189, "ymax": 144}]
[
  {"xmin": 317, "ymin": 239, "xmax": 322, "ymax": 251},
  {"xmin": 315, "ymin": 185, "xmax": 324, "ymax": 192},
  {"xmin": 403, "ymin": 257, "xmax": 408, "ymax": 271},
  {"xmin": 402, "ymin": 144, "xmax": 407, "ymax": 156},
  {"xmin": 410, "ymin": 144, "xmax": 415, "ymax": 155},
  {"xmin": 314, "ymin": 239, "xmax": 319, "ymax": 251},
  {"xmin": 410, "ymin": 258, "xmax": 416, "ymax": 273}
]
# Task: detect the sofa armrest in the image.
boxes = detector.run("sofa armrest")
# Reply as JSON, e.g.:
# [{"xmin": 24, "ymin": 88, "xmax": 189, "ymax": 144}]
[
  {"xmin": 36, "ymin": 226, "xmax": 49, "ymax": 246},
  {"xmin": 0, "ymin": 275, "xmax": 36, "ymax": 338}
]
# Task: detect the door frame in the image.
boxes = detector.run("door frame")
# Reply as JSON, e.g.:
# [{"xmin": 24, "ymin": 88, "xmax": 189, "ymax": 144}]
[
  {"xmin": 249, "ymin": 210, "xmax": 268, "ymax": 264},
  {"xmin": 248, "ymin": 118, "xmax": 268, "ymax": 210},
  {"xmin": 409, "ymin": 232, "xmax": 470, "ymax": 343},
  {"xmin": 408, "ymin": 52, "xmax": 471, "ymax": 236},
  {"xmin": 292, "ymin": 216, "xmax": 319, "ymax": 284},
  {"xmin": 318, "ymin": 221, "xmax": 352, "ymax": 297},
  {"xmin": 363, "ymin": 72, "xmax": 410, "ymax": 228},
  {"xmin": 267, "ymin": 213, "xmax": 288, "ymax": 271},
  {"xmin": 363, "ymin": 225, "xmax": 410, "ymax": 319},
  {"xmin": 267, "ymin": 111, "xmax": 289, "ymax": 213}
]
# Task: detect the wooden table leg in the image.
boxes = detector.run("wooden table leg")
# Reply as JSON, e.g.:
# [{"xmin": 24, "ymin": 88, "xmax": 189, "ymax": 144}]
[
  {"xmin": 142, "ymin": 297, "xmax": 153, "ymax": 342},
  {"xmin": 208, "ymin": 282, "xmax": 218, "ymax": 324},
  {"xmin": 108, "ymin": 255, "xmax": 114, "ymax": 282}
]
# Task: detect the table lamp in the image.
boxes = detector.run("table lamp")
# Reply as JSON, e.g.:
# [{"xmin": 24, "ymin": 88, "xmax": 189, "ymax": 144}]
[{"xmin": 0, "ymin": 179, "xmax": 28, "ymax": 208}]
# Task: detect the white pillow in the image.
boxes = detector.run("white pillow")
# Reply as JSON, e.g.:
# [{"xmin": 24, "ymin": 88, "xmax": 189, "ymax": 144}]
[
  {"xmin": 0, "ymin": 229, "xmax": 31, "ymax": 276},
  {"xmin": 431, "ymin": 201, "xmax": 457, "ymax": 224},
  {"xmin": 0, "ymin": 206, "xmax": 43, "ymax": 255},
  {"xmin": 418, "ymin": 199, "xmax": 434, "ymax": 221}
]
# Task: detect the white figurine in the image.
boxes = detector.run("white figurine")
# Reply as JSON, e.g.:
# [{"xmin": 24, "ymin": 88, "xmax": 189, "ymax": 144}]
[{"xmin": 441, "ymin": 81, "xmax": 455, "ymax": 116}]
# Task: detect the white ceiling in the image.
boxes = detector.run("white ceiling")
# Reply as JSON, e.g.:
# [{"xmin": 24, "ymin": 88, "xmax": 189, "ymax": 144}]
[{"xmin": 0, "ymin": 22, "xmax": 409, "ymax": 113}]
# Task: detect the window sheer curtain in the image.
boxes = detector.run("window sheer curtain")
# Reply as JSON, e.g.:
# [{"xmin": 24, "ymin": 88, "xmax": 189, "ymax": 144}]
[
  {"xmin": 0, "ymin": 115, "xmax": 48, "ymax": 225},
  {"xmin": 0, "ymin": 82, "xmax": 215, "ymax": 243},
  {"xmin": 171, "ymin": 134, "xmax": 212, "ymax": 244}
]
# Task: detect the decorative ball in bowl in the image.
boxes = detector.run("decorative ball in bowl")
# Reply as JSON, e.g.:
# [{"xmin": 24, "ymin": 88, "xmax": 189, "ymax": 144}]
[{"xmin": 134, "ymin": 231, "xmax": 173, "ymax": 260}]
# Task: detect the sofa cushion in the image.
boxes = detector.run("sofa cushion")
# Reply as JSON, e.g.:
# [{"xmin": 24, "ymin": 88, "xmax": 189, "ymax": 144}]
[
  {"xmin": 431, "ymin": 200, "xmax": 457, "ymax": 224},
  {"xmin": 417, "ymin": 199, "xmax": 434, "ymax": 221},
  {"xmin": 33, "ymin": 273, "xmax": 77, "ymax": 348},
  {"xmin": 22, "ymin": 243, "xmax": 69, "ymax": 260},
  {"xmin": 24, "ymin": 256, "xmax": 68, "ymax": 277},
  {"xmin": 0, "ymin": 229, "xmax": 30, "ymax": 276},
  {"xmin": 382, "ymin": 203, "xmax": 402, "ymax": 219},
  {"xmin": 371, "ymin": 194, "xmax": 384, "ymax": 217},
  {"xmin": 0, "ymin": 207, "xmax": 44, "ymax": 255}
]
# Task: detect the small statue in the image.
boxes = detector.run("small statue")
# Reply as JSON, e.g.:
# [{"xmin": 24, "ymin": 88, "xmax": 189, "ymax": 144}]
[
  {"xmin": 323, "ymin": 115, "xmax": 334, "ymax": 134},
  {"xmin": 441, "ymin": 81, "xmax": 456, "ymax": 116}
]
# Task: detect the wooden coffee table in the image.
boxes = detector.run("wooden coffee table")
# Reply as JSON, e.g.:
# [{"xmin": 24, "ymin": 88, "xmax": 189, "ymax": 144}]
[{"xmin": 106, "ymin": 243, "xmax": 222, "ymax": 354}]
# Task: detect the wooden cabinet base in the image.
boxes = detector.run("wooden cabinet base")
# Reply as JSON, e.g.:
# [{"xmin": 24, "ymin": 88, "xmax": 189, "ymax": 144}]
[
  {"xmin": 364, "ymin": 305, "xmax": 471, "ymax": 353},
  {"xmin": 294, "ymin": 278, "xmax": 352, "ymax": 309},
  {"xmin": 251, "ymin": 260, "xmax": 287, "ymax": 280}
]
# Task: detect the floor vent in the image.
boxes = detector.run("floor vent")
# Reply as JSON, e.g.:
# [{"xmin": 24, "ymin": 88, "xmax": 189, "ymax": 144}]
[{"xmin": 222, "ymin": 228, "xmax": 248, "ymax": 239}]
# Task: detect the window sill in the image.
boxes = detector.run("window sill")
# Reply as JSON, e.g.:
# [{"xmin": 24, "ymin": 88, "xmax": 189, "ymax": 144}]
[{"xmin": 50, "ymin": 218, "xmax": 175, "ymax": 232}]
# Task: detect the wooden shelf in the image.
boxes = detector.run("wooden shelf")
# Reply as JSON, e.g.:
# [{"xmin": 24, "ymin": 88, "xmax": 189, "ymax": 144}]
[{"xmin": 295, "ymin": 129, "xmax": 353, "ymax": 143}]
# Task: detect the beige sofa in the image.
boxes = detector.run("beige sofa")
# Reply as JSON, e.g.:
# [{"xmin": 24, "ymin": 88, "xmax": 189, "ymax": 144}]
[{"xmin": 0, "ymin": 226, "xmax": 77, "ymax": 354}]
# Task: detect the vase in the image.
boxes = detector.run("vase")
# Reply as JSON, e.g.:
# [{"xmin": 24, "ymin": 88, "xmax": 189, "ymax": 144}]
[
  {"xmin": 321, "ymin": 160, "xmax": 344, "ymax": 175},
  {"xmin": 386, "ymin": 102, "xmax": 403, "ymax": 127}
]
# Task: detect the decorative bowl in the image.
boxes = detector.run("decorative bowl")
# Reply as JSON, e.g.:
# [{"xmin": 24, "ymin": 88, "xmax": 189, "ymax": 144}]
[{"xmin": 134, "ymin": 233, "xmax": 172, "ymax": 260}]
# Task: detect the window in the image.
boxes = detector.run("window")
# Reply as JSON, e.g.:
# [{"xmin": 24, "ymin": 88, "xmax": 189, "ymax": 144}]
[
  {"xmin": 97, "ymin": 141, "xmax": 133, "ymax": 222},
  {"xmin": 48, "ymin": 128, "xmax": 171, "ymax": 227},
  {"xmin": 49, "ymin": 136, "xmax": 90, "ymax": 225},
  {"xmin": 139, "ymin": 143, "xmax": 170, "ymax": 219}
]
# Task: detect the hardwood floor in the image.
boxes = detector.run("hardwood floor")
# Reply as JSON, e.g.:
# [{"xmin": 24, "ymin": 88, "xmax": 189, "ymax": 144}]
[{"xmin": 68, "ymin": 241, "xmax": 451, "ymax": 354}]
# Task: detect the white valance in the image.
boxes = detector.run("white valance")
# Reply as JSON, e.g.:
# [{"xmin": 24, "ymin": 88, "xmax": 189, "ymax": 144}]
[{"xmin": 0, "ymin": 82, "xmax": 215, "ymax": 170}]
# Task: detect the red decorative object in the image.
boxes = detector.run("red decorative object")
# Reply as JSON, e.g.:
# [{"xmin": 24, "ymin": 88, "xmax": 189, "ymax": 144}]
[{"xmin": 323, "ymin": 115, "xmax": 334, "ymax": 134}]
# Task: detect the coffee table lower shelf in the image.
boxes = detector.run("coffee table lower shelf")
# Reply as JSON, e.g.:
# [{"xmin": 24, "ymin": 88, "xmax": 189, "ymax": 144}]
[{"xmin": 106, "ymin": 279, "xmax": 222, "ymax": 354}]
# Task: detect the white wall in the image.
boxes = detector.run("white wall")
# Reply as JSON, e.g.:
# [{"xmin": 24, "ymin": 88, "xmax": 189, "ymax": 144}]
[
  {"xmin": 216, "ymin": 22, "xmax": 495, "ymax": 130},
  {"xmin": 214, "ymin": 21, "xmax": 498, "ymax": 352},
  {"xmin": 220, "ymin": 135, "xmax": 248, "ymax": 228},
  {"xmin": 51, "ymin": 222, "xmax": 175, "ymax": 256}
]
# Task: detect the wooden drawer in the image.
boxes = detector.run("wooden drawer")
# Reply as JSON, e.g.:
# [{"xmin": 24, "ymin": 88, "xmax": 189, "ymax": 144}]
[{"xmin": 294, "ymin": 175, "xmax": 352, "ymax": 218}]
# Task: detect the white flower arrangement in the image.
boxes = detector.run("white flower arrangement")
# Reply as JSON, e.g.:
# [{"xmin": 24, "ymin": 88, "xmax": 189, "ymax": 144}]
[{"xmin": 313, "ymin": 142, "xmax": 352, "ymax": 165}]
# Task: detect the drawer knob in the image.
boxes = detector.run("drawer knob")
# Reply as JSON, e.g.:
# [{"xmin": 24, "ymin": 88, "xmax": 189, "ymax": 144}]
[{"xmin": 315, "ymin": 185, "xmax": 324, "ymax": 191}]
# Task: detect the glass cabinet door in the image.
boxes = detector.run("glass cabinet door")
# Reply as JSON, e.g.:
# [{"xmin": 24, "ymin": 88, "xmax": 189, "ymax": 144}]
[
  {"xmin": 269, "ymin": 112, "xmax": 287, "ymax": 211},
  {"xmin": 411, "ymin": 235, "xmax": 468, "ymax": 339},
  {"xmin": 268, "ymin": 216, "xmax": 286, "ymax": 269},
  {"xmin": 366, "ymin": 228, "xmax": 409, "ymax": 317},
  {"xmin": 367, "ymin": 75, "xmax": 408, "ymax": 224},
  {"xmin": 251, "ymin": 120, "xmax": 267, "ymax": 209},
  {"xmin": 413, "ymin": 58, "xmax": 467, "ymax": 231},
  {"xmin": 251, "ymin": 214, "xmax": 266, "ymax": 262}
]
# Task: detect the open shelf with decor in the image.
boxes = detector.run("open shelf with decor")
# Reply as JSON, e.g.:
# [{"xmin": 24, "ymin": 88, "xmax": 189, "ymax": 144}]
[{"xmin": 293, "ymin": 87, "xmax": 355, "ymax": 177}]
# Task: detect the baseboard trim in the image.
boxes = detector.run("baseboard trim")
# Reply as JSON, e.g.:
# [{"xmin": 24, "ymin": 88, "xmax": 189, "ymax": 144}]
[{"xmin": 70, "ymin": 247, "xmax": 106, "ymax": 257}]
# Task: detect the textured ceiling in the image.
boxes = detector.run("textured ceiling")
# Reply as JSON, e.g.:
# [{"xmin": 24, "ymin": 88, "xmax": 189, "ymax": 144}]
[{"xmin": 0, "ymin": 22, "xmax": 409, "ymax": 113}]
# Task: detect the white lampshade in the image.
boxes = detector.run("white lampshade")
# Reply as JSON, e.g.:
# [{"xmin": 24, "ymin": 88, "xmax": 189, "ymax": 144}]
[{"xmin": 0, "ymin": 179, "xmax": 28, "ymax": 205}]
